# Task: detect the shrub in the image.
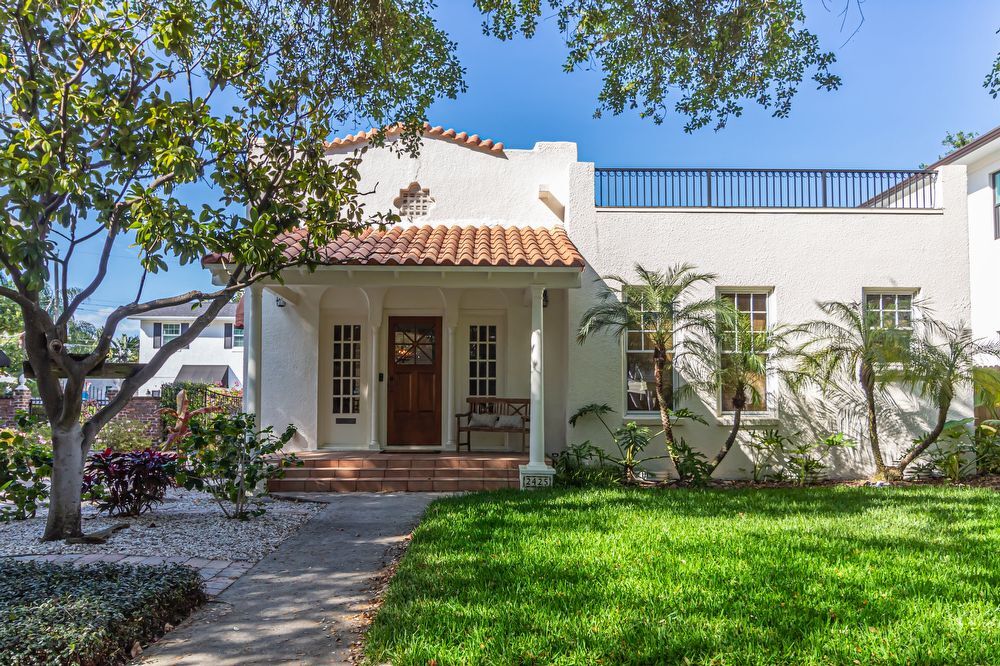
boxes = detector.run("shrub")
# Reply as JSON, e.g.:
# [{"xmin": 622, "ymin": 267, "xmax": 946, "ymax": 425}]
[
  {"xmin": 670, "ymin": 437, "xmax": 713, "ymax": 485},
  {"xmin": 177, "ymin": 412, "xmax": 298, "ymax": 519},
  {"xmin": 784, "ymin": 433, "xmax": 853, "ymax": 486},
  {"xmin": 0, "ymin": 560, "xmax": 204, "ymax": 665},
  {"xmin": 95, "ymin": 418, "xmax": 156, "ymax": 452},
  {"xmin": 911, "ymin": 419, "xmax": 1000, "ymax": 481},
  {"xmin": 743, "ymin": 429, "xmax": 792, "ymax": 482},
  {"xmin": 0, "ymin": 428, "xmax": 52, "ymax": 521},
  {"xmin": 744, "ymin": 430, "xmax": 854, "ymax": 485},
  {"xmin": 568, "ymin": 404, "xmax": 675, "ymax": 483},
  {"xmin": 973, "ymin": 420, "xmax": 1000, "ymax": 474},
  {"xmin": 551, "ymin": 441, "xmax": 619, "ymax": 488},
  {"xmin": 83, "ymin": 448, "xmax": 178, "ymax": 516}
]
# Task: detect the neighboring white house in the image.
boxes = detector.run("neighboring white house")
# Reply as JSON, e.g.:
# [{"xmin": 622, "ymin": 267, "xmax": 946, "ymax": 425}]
[
  {"xmin": 130, "ymin": 301, "xmax": 244, "ymax": 396},
  {"xmin": 926, "ymin": 126, "xmax": 1000, "ymax": 356},
  {"xmin": 203, "ymin": 123, "xmax": 982, "ymax": 481}
]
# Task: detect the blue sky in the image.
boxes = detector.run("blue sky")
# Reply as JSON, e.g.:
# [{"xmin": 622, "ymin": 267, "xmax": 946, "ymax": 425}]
[{"xmin": 74, "ymin": 0, "xmax": 1000, "ymax": 334}]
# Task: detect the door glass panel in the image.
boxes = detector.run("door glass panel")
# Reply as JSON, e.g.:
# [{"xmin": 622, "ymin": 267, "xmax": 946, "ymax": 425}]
[{"xmin": 393, "ymin": 323, "xmax": 436, "ymax": 365}]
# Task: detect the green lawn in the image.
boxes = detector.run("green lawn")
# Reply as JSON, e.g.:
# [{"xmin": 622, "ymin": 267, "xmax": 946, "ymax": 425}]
[{"xmin": 365, "ymin": 486, "xmax": 1000, "ymax": 665}]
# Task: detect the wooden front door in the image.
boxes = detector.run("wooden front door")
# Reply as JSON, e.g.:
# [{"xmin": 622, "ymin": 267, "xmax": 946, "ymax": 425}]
[{"xmin": 387, "ymin": 316, "xmax": 442, "ymax": 446}]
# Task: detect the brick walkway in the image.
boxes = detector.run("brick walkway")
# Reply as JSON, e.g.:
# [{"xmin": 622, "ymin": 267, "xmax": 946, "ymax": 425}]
[{"xmin": 7, "ymin": 554, "xmax": 254, "ymax": 596}]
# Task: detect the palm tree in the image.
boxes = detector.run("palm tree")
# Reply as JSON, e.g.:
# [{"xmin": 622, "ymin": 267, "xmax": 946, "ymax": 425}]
[
  {"xmin": 109, "ymin": 334, "xmax": 139, "ymax": 363},
  {"xmin": 684, "ymin": 304, "xmax": 798, "ymax": 476},
  {"xmin": 577, "ymin": 263, "xmax": 718, "ymax": 480},
  {"xmin": 795, "ymin": 300, "xmax": 913, "ymax": 480},
  {"xmin": 893, "ymin": 321, "xmax": 1000, "ymax": 476}
]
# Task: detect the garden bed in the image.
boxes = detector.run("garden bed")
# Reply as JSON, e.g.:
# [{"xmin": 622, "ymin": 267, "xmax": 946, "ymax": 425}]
[
  {"xmin": 0, "ymin": 488, "xmax": 322, "ymax": 562},
  {"xmin": 0, "ymin": 559, "xmax": 204, "ymax": 665},
  {"xmin": 365, "ymin": 485, "xmax": 1000, "ymax": 665}
]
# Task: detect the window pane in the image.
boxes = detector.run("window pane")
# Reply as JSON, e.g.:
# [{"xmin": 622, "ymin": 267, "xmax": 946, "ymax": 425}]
[
  {"xmin": 994, "ymin": 172, "xmax": 1000, "ymax": 205},
  {"xmin": 626, "ymin": 352, "xmax": 666, "ymax": 411},
  {"xmin": 332, "ymin": 324, "xmax": 362, "ymax": 414},
  {"xmin": 468, "ymin": 324, "xmax": 498, "ymax": 396}
]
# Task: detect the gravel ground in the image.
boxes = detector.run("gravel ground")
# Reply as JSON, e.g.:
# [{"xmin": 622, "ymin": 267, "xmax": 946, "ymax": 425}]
[{"xmin": 0, "ymin": 489, "xmax": 323, "ymax": 562}]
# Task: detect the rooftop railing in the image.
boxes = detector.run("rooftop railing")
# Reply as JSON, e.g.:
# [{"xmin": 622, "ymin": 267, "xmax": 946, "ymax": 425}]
[{"xmin": 594, "ymin": 168, "xmax": 938, "ymax": 209}]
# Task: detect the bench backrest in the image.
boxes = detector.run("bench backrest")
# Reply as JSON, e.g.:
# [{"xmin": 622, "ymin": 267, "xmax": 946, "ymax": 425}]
[{"xmin": 466, "ymin": 397, "xmax": 529, "ymax": 420}]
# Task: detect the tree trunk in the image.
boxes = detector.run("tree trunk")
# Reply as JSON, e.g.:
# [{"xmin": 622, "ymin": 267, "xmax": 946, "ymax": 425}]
[
  {"xmin": 895, "ymin": 397, "xmax": 952, "ymax": 476},
  {"xmin": 43, "ymin": 422, "xmax": 89, "ymax": 541},
  {"xmin": 861, "ymin": 365, "xmax": 888, "ymax": 480},
  {"xmin": 710, "ymin": 408, "xmax": 742, "ymax": 476},
  {"xmin": 653, "ymin": 352, "xmax": 680, "ymax": 478}
]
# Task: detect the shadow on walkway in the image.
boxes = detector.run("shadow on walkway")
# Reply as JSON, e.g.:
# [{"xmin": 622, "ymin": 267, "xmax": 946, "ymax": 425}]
[{"xmin": 140, "ymin": 493, "xmax": 438, "ymax": 665}]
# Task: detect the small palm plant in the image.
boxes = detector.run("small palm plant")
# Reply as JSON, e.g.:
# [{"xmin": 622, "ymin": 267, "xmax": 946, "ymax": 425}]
[
  {"xmin": 794, "ymin": 300, "xmax": 909, "ymax": 480},
  {"xmin": 892, "ymin": 321, "xmax": 1000, "ymax": 476},
  {"xmin": 684, "ymin": 303, "xmax": 798, "ymax": 476},
  {"xmin": 577, "ymin": 263, "xmax": 718, "ymax": 480}
]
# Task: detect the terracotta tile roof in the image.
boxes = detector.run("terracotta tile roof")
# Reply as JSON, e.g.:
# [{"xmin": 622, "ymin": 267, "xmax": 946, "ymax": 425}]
[
  {"xmin": 325, "ymin": 122, "xmax": 504, "ymax": 155},
  {"xmin": 205, "ymin": 225, "xmax": 584, "ymax": 270}
]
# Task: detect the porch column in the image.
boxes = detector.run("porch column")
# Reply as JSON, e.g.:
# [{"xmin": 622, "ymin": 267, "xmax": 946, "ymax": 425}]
[
  {"xmin": 245, "ymin": 285, "xmax": 263, "ymax": 423},
  {"xmin": 519, "ymin": 285, "xmax": 555, "ymax": 488},
  {"xmin": 368, "ymin": 323, "xmax": 380, "ymax": 449},
  {"xmin": 444, "ymin": 324, "xmax": 457, "ymax": 450}
]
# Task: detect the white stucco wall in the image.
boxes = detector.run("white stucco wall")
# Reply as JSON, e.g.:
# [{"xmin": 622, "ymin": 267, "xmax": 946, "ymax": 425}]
[
  {"xmin": 964, "ymin": 150, "xmax": 1000, "ymax": 346},
  {"xmin": 326, "ymin": 137, "xmax": 576, "ymax": 227},
  {"xmin": 565, "ymin": 163, "xmax": 973, "ymax": 478},
  {"xmin": 134, "ymin": 317, "xmax": 243, "ymax": 395}
]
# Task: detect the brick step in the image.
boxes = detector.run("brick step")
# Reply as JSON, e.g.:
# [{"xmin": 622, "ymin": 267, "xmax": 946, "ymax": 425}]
[
  {"xmin": 295, "ymin": 459, "xmax": 524, "ymax": 470},
  {"xmin": 269, "ymin": 478, "xmax": 519, "ymax": 493},
  {"xmin": 282, "ymin": 467, "xmax": 519, "ymax": 480}
]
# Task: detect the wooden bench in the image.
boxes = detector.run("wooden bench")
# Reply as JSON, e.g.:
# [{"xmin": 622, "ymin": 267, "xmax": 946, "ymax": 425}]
[{"xmin": 455, "ymin": 397, "xmax": 529, "ymax": 452}]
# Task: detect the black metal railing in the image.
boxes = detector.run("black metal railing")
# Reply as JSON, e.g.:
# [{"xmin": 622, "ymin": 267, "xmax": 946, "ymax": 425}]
[{"xmin": 594, "ymin": 168, "xmax": 938, "ymax": 209}]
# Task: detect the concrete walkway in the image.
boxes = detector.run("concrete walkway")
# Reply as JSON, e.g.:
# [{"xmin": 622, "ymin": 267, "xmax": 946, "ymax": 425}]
[{"xmin": 141, "ymin": 493, "xmax": 437, "ymax": 665}]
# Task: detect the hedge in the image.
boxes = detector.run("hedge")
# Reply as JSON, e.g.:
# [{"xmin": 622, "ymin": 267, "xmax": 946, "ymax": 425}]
[{"xmin": 0, "ymin": 560, "xmax": 205, "ymax": 665}]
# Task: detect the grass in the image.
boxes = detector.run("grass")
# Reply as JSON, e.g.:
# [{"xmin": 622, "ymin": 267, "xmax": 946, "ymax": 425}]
[{"xmin": 365, "ymin": 486, "xmax": 1000, "ymax": 665}]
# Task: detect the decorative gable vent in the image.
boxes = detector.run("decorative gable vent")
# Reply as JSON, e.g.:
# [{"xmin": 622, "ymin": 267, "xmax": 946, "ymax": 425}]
[{"xmin": 394, "ymin": 182, "xmax": 435, "ymax": 218}]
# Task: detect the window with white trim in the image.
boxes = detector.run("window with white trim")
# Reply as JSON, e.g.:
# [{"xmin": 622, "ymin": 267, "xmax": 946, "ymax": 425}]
[
  {"xmin": 233, "ymin": 326, "xmax": 244, "ymax": 348},
  {"xmin": 468, "ymin": 325, "xmax": 497, "ymax": 397},
  {"xmin": 624, "ymin": 290, "xmax": 670, "ymax": 413},
  {"xmin": 332, "ymin": 324, "xmax": 361, "ymax": 414},
  {"xmin": 864, "ymin": 292, "xmax": 914, "ymax": 331},
  {"xmin": 719, "ymin": 291, "xmax": 769, "ymax": 412},
  {"xmin": 162, "ymin": 323, "xmax": 181, "ymax": 345}
]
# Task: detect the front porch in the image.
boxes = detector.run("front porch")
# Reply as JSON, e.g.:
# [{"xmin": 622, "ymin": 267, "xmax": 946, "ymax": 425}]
[
  {"xmin": 218, "ymin": 224, "xmax": 585, "ymax": 489},
  {"xmin": 268, "ymin": 451, "xmax": 541, "ymax": 492}
]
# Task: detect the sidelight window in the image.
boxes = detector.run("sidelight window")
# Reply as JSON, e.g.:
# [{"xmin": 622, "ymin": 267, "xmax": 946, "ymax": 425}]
[{"xmin": 332, "ymin": 324, "xmax": 361, "ymax": 414}]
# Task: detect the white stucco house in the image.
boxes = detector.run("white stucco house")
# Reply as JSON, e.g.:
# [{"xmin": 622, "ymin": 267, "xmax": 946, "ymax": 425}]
[
  {"xmin": 925, "ymin": 127, "xmax": 1000, "ymax": 361},
  {"xmin": 130, "ymin": 301, "xmax": 244, "ymax": 396},
  {"xmin": 202, "ymin": 123, "xmax": 993, "ymax": 484}
]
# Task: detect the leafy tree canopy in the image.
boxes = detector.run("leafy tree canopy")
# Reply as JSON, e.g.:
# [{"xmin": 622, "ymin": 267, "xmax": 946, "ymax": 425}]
[
  {"xmin": 475, "ymin": 0, "xmax": 841, "ymax": 131},
  {"xmin": 0, "ymin": 0, "xmax": 465, "ymax": 539}
]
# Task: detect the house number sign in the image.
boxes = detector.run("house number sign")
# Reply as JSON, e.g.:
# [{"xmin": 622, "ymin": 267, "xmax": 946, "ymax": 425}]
[{"xmin": 521, "ymin": 474, "xmax": 553, "ymax": 488}]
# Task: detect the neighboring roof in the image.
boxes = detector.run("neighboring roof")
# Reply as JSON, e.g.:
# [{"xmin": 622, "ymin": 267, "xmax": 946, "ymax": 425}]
[
  {"xmin": 207, "ymin": 225, "xmax": 585, "ymax": 270},
  {"xmin": 174, "ymin": 365, "xmax": 232, "ymax": 385},
  {"xmin": 130, "ymin": 301, "xmax": 239, "ymax": 321},
  {"xmin": 928, "ymin": 124, "xmax": 1000, "ymax": 168},
  {"xmin": 326, "ymin": 122, "xmax": 505, "ymax": 156}
]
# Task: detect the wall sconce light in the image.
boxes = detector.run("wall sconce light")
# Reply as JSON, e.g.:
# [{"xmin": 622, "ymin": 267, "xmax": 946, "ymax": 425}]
[
  {"xmin": 542, "ymin": 289, "xmax": 549, "ymax": 308},
  {"xmin": 275, "ymin": 296, "xmax": 287, "ymax": 308}
]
